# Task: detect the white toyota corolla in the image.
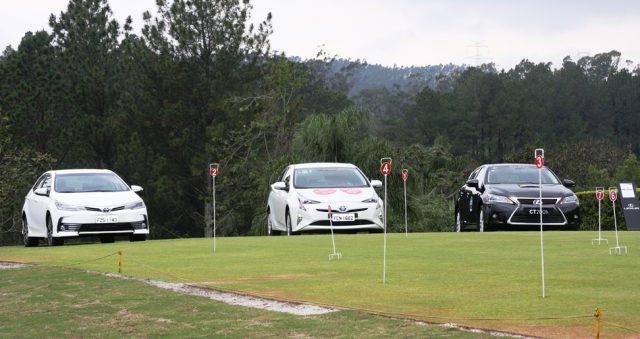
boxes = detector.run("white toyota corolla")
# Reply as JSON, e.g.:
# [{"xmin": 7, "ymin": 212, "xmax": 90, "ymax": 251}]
[
  {"xmin": 21, "ymin": 169, "xmax": 149, "ymax": 246},
  {"xmin": 267, "ymin": 163, "xmax": 384, "ymax": 235}
]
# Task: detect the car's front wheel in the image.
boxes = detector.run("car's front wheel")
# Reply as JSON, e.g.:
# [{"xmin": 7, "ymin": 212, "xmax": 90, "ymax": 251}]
[
  {"xmin": 286, "ymin": 211, "xmax": 292, "ymax": 236},
  {"xmin": 22, "ymin": 217, "xmax": 38, "ymax": 247},
  {"xmin": 47, "ymin": 216, "xmax": 64, "ymax": 246}
]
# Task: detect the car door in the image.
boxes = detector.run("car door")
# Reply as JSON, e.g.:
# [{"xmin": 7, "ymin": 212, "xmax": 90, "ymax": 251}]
[
  {"xmin": 460, "ymin": 167, "xmax": 482, "ymax": 223},
  {"xmin": 27, "ymin": 173, "xmax": 52, "ymax": 235}
]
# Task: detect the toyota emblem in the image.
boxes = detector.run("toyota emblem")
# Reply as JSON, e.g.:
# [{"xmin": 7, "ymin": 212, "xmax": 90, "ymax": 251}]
[
  {"xmin": 338, "ymin": 205, "xmax": 348, "ymax": 212},
  {"xmin": 102, "ymin": 207, "xmax": 111, "ymax": 213}
]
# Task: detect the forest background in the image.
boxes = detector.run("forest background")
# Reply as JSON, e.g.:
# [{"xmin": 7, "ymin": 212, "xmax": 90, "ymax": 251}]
[{"xmin": 2, "ymin": 0, "xmax": 640, "ymax": 244}]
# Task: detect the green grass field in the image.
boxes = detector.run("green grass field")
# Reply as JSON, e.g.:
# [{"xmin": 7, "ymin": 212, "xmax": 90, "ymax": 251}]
[{"xmin": 2, "ymin": 231, "xmax": 640, "ymax": 338}]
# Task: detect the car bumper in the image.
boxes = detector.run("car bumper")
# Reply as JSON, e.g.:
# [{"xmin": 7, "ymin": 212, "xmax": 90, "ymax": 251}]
[
  {"xmin": 484, "ymin": 203, "xmax": 580, "ymax": 229},
  {"xmin": 54, "ymin": 210, "xmax": 149, "ymax": 237},
  {"xmin": 293, "ymin": 202, "xmax": 384, "ymax": 232}
]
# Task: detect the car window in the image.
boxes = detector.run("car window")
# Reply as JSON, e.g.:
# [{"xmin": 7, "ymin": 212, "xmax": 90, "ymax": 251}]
[
  {"xmin": 277, "ymin": 166, "xmax": 289, "ymax": 182},
  {"xmin": 293, "ymin": 167, "xmax": 369, "ymax": 188},
  {"xmin": 54, "ymin": 173, "xmax": 130, "ymax": 193},
  {"xmin": 486, "ymin": 166, "xmax": 560, "ymax": 184},
  {"xmin": 40, "ymin": 175, "xmax": 52, "ymax": 190},
  {"xmin": 468, "ymin": 167, "xmax": 482, "ymax": 180},
  {"xmin": 32, "ymin": 174, "xmax": 48, "ymax": 191}
]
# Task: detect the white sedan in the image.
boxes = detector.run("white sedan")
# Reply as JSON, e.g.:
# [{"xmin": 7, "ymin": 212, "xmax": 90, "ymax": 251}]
[
  {"xmin": 21, "ymin": 169, "xmax": 149, "ymax": 246},
  {"xmin": 267, "ymin": 163, "xmax": 384, "ymax": 235}
]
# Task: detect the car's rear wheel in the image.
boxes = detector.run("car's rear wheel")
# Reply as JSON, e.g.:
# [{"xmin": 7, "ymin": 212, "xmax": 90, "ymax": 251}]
[
  {"xmin": 47, "ymin": 216, "xmax": 64, "ymax": 246},
  {"xmin": 267, "ymin": 210, "xmax": 280, "ymax": 236},
  {"xmin": 478, "ymin": 208, "xmax": 485, "ymax": 232},
  {"xmin": 22, "ymin": 217, "xmax": 38, "ymax": 247},
  {"xmin": 455, "ymin": 210, "xmax": 462, "ymax": 232}
]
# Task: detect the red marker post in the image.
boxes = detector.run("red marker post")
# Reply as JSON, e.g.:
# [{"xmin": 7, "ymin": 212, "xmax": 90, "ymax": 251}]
[
  {"xmin": 592, "ymin": 187, "xmax": 608, "ymax": 245},
  {"xmin": 380, "ymin": 157, "xmax": 392, "ymax": 284},
  {"xmin": 534, "ymin": 148, "xmax": 545, "ymax": 298},
  {"xmin": 209, "ymin": 163, "xmax": 219, "ymax": 253},
  {"xmin": 608, "ymin": 187, "xmax": 627, "ymax": 255},
  {"xmin": 402, "ymin": 169, "xmax": 409, "ymax": 237}
]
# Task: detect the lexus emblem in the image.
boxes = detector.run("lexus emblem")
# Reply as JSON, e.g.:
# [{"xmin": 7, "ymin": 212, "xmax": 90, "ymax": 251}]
[
  {"xmin": 338, "ymin": 205, "xmax": 348, "ymax": 212},
  {"xmin": 102, "ymin": 207, "xmax": 111, "ymax": 213},
  {"xmin": 533, "ymin": 199, "xmax": 542, "ymax": 205}
]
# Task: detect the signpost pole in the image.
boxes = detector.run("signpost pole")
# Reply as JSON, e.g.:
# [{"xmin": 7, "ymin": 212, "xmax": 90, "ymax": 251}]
[
  {"xmin": 380, "ymin": 157, "xmax": 392, "ymax": 284},
  {"xmin": 592, "ymin": 187, "xmax": 607, "ymax": 245},
  {"xmin": 608, "ymin": 187, "xmax": 627, "ymax": 255},
  {"xmin": 209, "ymin": 163, "xmax": 219, "ymax": 253},
  {"xmin": 535, "ymin": 149, "xmax": 545, "ymax": 298},
  {"xmin": 328, "ymin": 205, "xmax": 342, "ymax": 260},
  {"xmin": 402, "ymin": 169, "xmax": 409, "ymax": 237}
]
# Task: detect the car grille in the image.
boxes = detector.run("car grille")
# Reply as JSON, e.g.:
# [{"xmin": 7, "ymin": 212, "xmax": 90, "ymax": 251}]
[
  {"xmin": 510, "ymin": 212, "xmax": 566, "ymax": 224},
  {"xmin": 84, "ymin": 206, "xmax": 125, "ymax": 212},
  {"xmin": 516, "ymin": 198, "xmax": 559, "ymax": 205},
  {"xmin": 316, "ymin": 208, "xmax": 368, "ymax": 213},
  {"xmin": 79, "ymin": 223, "xmax": 134, "ymax": 232}
]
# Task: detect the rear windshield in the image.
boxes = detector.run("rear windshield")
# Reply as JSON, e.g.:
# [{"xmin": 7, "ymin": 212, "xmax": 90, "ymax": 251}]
[
  {"xmin": 294, "ymin": 167, "xmax": 369, "ymax": 188},
  {"xmin": 55, "ymin": 173, "xmax": 130, "ymax": 193},
  {"xmin": 486, "ymin": 166, "xmax": 560, "ymax": 185}
]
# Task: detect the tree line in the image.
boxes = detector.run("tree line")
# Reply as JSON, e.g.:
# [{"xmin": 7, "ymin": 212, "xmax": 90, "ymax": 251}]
[{"xmin": 1, "ymin": 0, "xmax": 639, "ymax": 243}]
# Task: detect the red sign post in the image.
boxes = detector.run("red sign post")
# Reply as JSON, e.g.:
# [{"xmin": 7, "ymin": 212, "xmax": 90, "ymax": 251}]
[
  {"xmin": 609, "ymin": 190, "xmax": 618, "ymax": 202},
  {"xmin": 379, "ymin": 157, "xmax": 392, "ymax": 284},
  {"xmin": 402, "ymin": 169, "xmax": 409, "ymax": 237},
  {"xmin": 380, "ymin": 162, "xmax": 392, "ymax": 176},
  {"xmin": 592, "ymin": 187, "xmax": 607, "ymax": 245},
  {"xmin": 209, "ymin": 163, "xmax": 220, "ymax": 252},
  {"xmin": 596, "ymin": 189, "xmax": 604, "ymax": 201},
  {"xmin": 401, "ymin": 169, "xmax": 409, "ymax": 181}
]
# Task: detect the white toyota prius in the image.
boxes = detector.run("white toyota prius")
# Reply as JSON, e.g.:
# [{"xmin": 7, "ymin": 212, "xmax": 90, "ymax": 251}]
[
  {"xmin": 21, "ymin": 169, "xmax": 149, "ymax": 246},
  {"xmin": 267, "ymin": 163, "xmax": 384, "ymax": 235}
]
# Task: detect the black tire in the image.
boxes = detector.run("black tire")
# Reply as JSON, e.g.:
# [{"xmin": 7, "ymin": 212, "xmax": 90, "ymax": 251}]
[
  {"xmin": 100, "ymin": 235, "xmax": 115, "ymax": 243},
  {"xmin": 22, "ymin": 217, "xmax": 39, "ymax": 247},
  {"xmin": 286, "ymin": 211, "xmax": 292, "ymax": 236},
  {"xmin": 129, "ymin": 234, "xmax": 146, "ymax": 242},
  {"xmin": 47, "ymin": 216, "xmax": 64, "ymax": 246},
  {"xmin": 455, "ymin": 210, "xmax": 462, "ymax": 232}
]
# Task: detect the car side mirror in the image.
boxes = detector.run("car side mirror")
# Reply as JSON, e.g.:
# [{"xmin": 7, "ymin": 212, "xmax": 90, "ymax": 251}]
[
  {"xmin": 466, "ymin": 179, "xmax": 479, "ymax": 188},
  {"xmin": 34, "ymin": 187, "xmax": 49, "ymax": 196},
  {"xmin": 370, "ymin": 180, "xmax": 383, "ymax": 188},
  {"xmin": 131, "ymin": 185, "xmax": 144, "ymax": 193},
  {"xmin": 271, "ymin": 182, "xmax": 287, "ymax": 191},
  {"xmin": 562, "ymin": 179, "xmax": 575, "ymax": 188}
]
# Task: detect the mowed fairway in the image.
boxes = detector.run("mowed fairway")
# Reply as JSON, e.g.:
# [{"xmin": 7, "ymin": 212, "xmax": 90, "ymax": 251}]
[{"xmin": 2, "ymin": 231, "xmax": 640, "ymax": 337}]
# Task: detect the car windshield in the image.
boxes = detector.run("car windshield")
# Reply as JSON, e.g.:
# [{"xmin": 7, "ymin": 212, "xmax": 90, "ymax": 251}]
[
  {"xmin": 486, "ymin": 166, "xmax": 561, "ymax": 185},
  {"xmin": 294, "ymin": 167, "xmax": 369, "ymax": 188},
  {"xmin": 54, "ymin": 173, "xmax": 130, "ymax": 193}
]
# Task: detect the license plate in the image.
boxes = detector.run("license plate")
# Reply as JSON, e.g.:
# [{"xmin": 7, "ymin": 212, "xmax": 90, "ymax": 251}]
[
  {"xmin": 96, "ymin": 215, "xmax": 119, "ymax": 223},
  {"xmin": 331, "ymin": 213, "xmax": 355, "ymax": 222},
  {"xmin": 527, "ymin": 209, "xmax": 549, "ymax": 215}
]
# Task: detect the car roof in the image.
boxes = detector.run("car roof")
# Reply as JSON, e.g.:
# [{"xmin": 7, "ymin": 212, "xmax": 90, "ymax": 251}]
[
  {"xmin": 484, "ymin": 163, "xmax": 540, "ymax": 168},
  {"xmin": 292, "ymin": 162, "xmax": 357, "ymax": 169},
  {"xmin": 49, "ymin": 169, "xmax": 116, "ymax": 175}
]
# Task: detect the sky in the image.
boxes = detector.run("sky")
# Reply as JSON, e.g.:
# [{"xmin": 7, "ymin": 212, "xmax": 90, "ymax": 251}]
[{"xmin": 1, "ymin": 0, "xmax": 639, "ymax": 70}]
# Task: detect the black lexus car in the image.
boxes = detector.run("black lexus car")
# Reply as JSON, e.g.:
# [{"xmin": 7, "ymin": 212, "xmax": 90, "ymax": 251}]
[{"xmin": 455, "ymin": 164, "xmax": 580, "ymax": 231}]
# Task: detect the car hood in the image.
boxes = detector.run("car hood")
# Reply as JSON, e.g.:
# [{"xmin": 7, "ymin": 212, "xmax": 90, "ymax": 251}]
[
  {"xmin": 485, "ymin": 184, "xmax": 574, "ymax": 198},
  {"xmin": 297, "ymin": 187, "xmax": 377, "ymax": 203},
  {"xmin": 53, "ymin": 191, "xmax": 143, "ymax": 207}
]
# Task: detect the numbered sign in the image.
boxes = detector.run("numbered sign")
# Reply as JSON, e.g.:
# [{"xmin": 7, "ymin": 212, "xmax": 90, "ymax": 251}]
[
  {"xmin": 596, "ymin": 188, "xmax": 604, "ymax": 201},
  {"xmin": 380, "ymin": 162, "xmax": 392, "ymax": 176},
  {"xmin": 609, "ymin": 190, "xmax": 618, "ymax": 202},
  {"xmin": 209, "ymin": 163, "xmax": 219, "ymax": 177},
  {"xmin": 401, "ymin": 169, "xmax": 409, "ymax": 181},
  {"xmin": 535, "ymin": 155, "xmax": 544, "ymax": 168}
]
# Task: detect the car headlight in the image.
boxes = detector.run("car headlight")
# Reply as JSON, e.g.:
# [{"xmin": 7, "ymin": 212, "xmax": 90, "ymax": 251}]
[
  {"xmin": 362, "ymin": 197, "xmax": 378, "ymax": 203},
  {"xmin": 560, "ymin": 194, "xmax": 579, "ymax": 205},
  {"xmin": 484, "ymin": 194, "xmax": 515, "ymax": 205},
  {"xmin": 55, "ymin": 201, "xmax": 84, "ymax": 211},
  {"xmin": 124, "ymin": 201, "xmax": 146, "ymax": 209},
  {"xmin": 297, "ymin": 194, "xmax": 320, "ymax": 211}
]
